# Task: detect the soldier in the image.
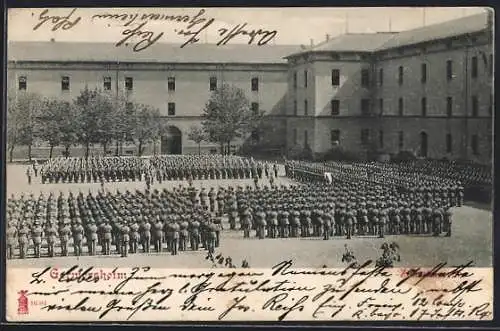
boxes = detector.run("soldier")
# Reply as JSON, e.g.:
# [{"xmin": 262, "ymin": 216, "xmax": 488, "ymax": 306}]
[
  {"xmin": 26, "ymin": 166, "xmax": 33, "ymax": 185},
  {"xmin": 6, "ymin": 224, "xmax": 17, "ymax": 259},
  {"xmin": 87, "ymin": 220, "xmax": 98, "ymax": 256},
  {"xmin": 432, "ymin": 207, "xmax": 443, "ymax": 237},
  {"xmin": 291, "ymin": 209, "xmax": 300, "ymax": 238},
  {"xmin": 378, "ymin": 209, "xmax": 387, "ymax": 239},
  {"xmin": 190, "ymin": 219, "xmax": 201, "ymax": 251},
  {"xmin": 129, "ymin": 220, "xmax": 139, "ymax": 254},
  {"xmin": 18, "ymin": 223, "xmax": 29, "ymax": 259},
  {"xmin": 154, "ymin": 218, "xmax": 163, "ymax": 253},
  {"xmin": 59, "ymin": 221, "xmax": 71, "ymax": 257},
  {"xmin": 256, "ymin": 209, "xmax": 267, "ymax": 239},
  {"xmin": 322, "ymin": 211, "xmax": 332, "ymax": 240},
  {"xmin": 103, "ymin": 221, "xmax": 112, "ymax": 255},
  {"xmin": 171, "ymin": 221, "xmax": 180, "ymax": 255},
  {"xmin": 208, "ymin": 188, "xmax": 216, "ymax": 213},
  {"xmin": 121, "ymin": 222, "xmax": 130, "ymax": 257},
  {"xmin": 268, "ymin": 209, "xmax": 278, "ymax": 239},
  {"xmin": 279, "ymin": 208, "xmax": 290, "ymax": 238},
  {"xmin": 73, "ymin": 220, "xmax": 84, "ymax": 256},
  {"xmin": 179, "ymin": 221, "xmax": 189, "ymax": 251},
  {"xmin": 32, "ymin": 221, "xmax": 43, "ymax": 258},
  {"xmin": 273, "ymin": 163, "xmax": 279, "ymax": 178},
  {"xmin": 214, "ymin": 217, "xmax": 222, "ymax": 247},
  {"xmin": 207, "ymin": 222, "xmax": 217, "ymax": 255},
  {"xmin": 444, "ymin": 207, "xmax": 453, "ymax": 237},
  {"xmin": 241, "ymin": 207, "xmax": 252, "ymax": 238}
]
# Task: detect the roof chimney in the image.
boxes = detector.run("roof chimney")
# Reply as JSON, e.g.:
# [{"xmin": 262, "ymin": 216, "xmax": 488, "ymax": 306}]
[
  {"xmin": 310, "ymin": 38, "xmax": 314, "ymax": 47},
  {"xmin": 326, "ymin": 34, "xmax": 330, "ymax": 41},
  {"xmin": 50, "ymin": 38, "xmax": 55, "ymax": 42}
]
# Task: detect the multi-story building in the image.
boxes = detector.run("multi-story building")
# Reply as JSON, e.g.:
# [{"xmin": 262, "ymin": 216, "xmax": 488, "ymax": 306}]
[
  {"xmin": 285, "ymin": 11, "xmax": 493, "ymax": 164},
  {"xmin": 7, "ymin": 11, "xmax": 493, "ymax": 164},
  {"xmin": 7, "ymin": 42, "xmax": 298, "ymax": 154}
]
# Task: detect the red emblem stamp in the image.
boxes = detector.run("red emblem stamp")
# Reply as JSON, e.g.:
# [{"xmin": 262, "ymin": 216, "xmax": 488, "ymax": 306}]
[{"xmin": 17, "ymin": 290, "xmax": 29, "ymax": 315}]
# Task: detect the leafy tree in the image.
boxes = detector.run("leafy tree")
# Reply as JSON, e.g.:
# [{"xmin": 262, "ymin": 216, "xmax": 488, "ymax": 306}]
[
  {"xmin": 37, "ymin": 98, "xmax": 77, "ymax": 159},
  {"xmin": 74, "ymin": 87, "xmax": 114, "ymax": 159},
  {"xmin": 132, "ymin": 103, "xmax": 165, "ymax": 156},
  {"xmin": 202, "ymin": 83, "xmax": 263, "ymax": 154},
  {"xmin": 6, "ymin": 92, "xmax": 42, "ymax": 162},
  {"xmin": 108, "ymin": 92, "xmax": 135, "ymax": 156},
  {"xmin": 188, "ymin": 125, "xmax": 206, "ymax": 155}
]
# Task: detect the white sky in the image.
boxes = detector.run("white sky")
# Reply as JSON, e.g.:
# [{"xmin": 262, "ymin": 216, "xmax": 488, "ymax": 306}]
[{"xmin": 8, "ymin": 7, "xmax": 488, "ymax": 46}]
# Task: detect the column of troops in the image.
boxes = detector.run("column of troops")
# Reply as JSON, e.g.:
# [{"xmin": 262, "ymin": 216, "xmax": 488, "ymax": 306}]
[
  {"xmin": 38, "ymin": 155, "xmax": 279, "ymax": 184},
  {"xmin": 6, "ymin": 187, "xmax": 231, "ymax": 260},
  {"xmin": 227, "ymin": 179, "xmax": 456, "ymax": 241},
  {"xmin": 40, "ymin": 157, "xmax": 148, "ymax": 184}
]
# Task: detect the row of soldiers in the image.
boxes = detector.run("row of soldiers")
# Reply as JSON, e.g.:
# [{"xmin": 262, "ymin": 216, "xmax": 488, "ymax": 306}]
[
  {"xmin": 40, "ymin": 156, "xmax": 148, "ymax": 184},
  {"xmin": 220, "ymin": 182, "xmax": 454, "ymax": 240},
  {"xmin": 6, "ymin": 188, "xmax": 228, "ymax": 259},
  {"xmin": 149, "ymin": 155, "xmax": 278, "ymax": 181},
  {"xmin": 36, "ymin": 155, "xmax": 280, "ymax": 184},
  {"xmin": 285, "ymin": 160, "xmax": 465, "ymax": 207}
]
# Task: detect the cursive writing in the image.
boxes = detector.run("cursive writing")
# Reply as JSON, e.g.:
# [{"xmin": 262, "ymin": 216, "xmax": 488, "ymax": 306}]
[{"xmin": 33, "ymin": 8, "xmax": 81, "ymax": 31}]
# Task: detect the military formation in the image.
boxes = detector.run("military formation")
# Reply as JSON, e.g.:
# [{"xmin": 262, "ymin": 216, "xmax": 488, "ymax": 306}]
[
  {"xmin": 36, "ymin": 155, "xmax": 278, "ymax": 184},
  {"xmin": 6, "ymin": 187, "xmax": 228, "ymax": 259}
]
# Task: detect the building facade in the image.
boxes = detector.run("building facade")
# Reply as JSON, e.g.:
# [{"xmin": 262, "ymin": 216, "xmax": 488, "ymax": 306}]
[
  {"xmin": 285, "ymin": 12, "xmax": 493, "ymax": 164},
  {"xmin": 7, "ymin": 12, "xmax": 493, "ymax": 163}
]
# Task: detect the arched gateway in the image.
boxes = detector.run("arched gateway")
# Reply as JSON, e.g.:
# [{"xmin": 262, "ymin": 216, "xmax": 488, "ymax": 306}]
[{"xmin": 161, "ymin": 126, "xmax": 182, "ymax": 154}]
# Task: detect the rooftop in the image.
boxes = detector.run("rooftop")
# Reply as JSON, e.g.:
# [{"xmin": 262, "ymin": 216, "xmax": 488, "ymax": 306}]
[{"xmin": 8, "ymin": 42, "xmax": 301, "ymax": 64}]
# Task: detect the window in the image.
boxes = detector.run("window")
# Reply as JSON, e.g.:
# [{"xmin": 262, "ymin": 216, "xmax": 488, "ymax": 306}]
[
  {"xmin": 471, "ymin": 134, "xmax": 479, "ymax": 155},
  {"xmin": 167, "ymin": 77, "xmax": 175, "ymax": 91},
  {"xmin": 398, "ymin": 98, "xmax": 404, "ymax": 116},
  {"xmin": 209, "ymin": 76, "xmax": 217, "ymax": 91},
  {"xmin": 61, "ymin": 76, "xmax": 70, "ymax": 91},
  {"xmin": 421, "ymin": 63, "xmax": 427, "ymax": 83},
  {"xmin": 293, "ymin": 71, "xmax": 298, "ymax": 89},
  {"xmin": 293, "ymin": 128, "xmax": 297, "ymax": 145},
  {"xmin": 472, "ymin": 56, "xmax": 478, "ymax": 78},
  {"xmin": 251, "ymin": 102, "xmax": 259, "ymax": 115},
  {"xmin": 167, "ymin": 102, "xmax": 176, "ymax": 116},
  {"xmin": 398, "ymin": 66, "xmax": 404, "ymax": 85},
  {"xmin": 304, "ymin": 70, "xmax": 308, "ymax": 88},
  {"xmin": 361, "ymin": 99, "xmax": 370, "ymax": 116},
  {"xmin": 378, "ymin": 68, "xmax": 383, "ymax": 86},
  {"xmin": 361, "ymin": 69, "xmax": 370, "ymax": 87},
  {"xmin": 472, "ymin": 95, "xmax": 479, "ymax": 117},
  {"xmin": 125, "ymin": 77, "xmax": 133, "ymax": 90},
  {"xmin": 446, "ymin": 134, "xmax": 452, "ymax": 153},
  {"xmin": 447, "ymin": 97, "xmax": 453, "ymax": 117},
  {"xmin": 331, "ymin": 99, "xmax": 340, "ymax": 116},
  {"xmin": 398, "ymin": 131, "xmax": 404, "ymax": 149},
  {"xmin": 421, "ymin": 97, "xmax": 427, "ymax": 117},
  {"xmin": 293, "ymin": 100, "xmax": 297, "ymax": 116},
  {"xmin": 331, "ymin": 130, "xmax": 340, "ymax": 145},
  {"xmin": 446, "ymin": 60, "xmax": 453, "ymax": 81},
  {"xmin": 331, "ymin": 69, "xmax": 340, "ymax": 86},
  {"xmin": 251, "ymin": 130, "xmax": 260, "ymax": 142},
  {"xmin": 18, "ymin": 76, "xmax": 27, "ymax": 90},
  {"xmin": 304, "ymin": 99, "xmax": 308, "ymax": 116},
  {"xmin": 251, "ymin": 77, "xmax": 259, "ymax": 91},
  {"xmin": 379, "ymin": 130, "xmax": 384, "ymax": 148},
  {"xmin": 103, "ymin": 76, "xmax": 111, "ymax": 91},
  {"xmin": 361, "ymin": 129, "xmax": 370, "ymax": 145},
  {"xmin": 304, "ymin": 130, "xmax": 309, "ymax": 146},
  {"xmin": 378, "ymin": 98, "xmax": 384, "ymax": 115}
]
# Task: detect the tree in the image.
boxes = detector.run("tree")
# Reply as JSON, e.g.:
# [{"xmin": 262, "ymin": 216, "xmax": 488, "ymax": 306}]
[
  {"xmin": 188, "ymin": 125, "xmax": 206, "ymax": 155},
  {"xmin": 202, "ymin": 83, "xmax": 263, "ymax": 154},
  {"xmin": 37, "ymin": 98, "xmax": 77, "ymax": 159},
  {"xmin": 7, "ymin": 92, "xmax": 43, "ymax": 162},
  {"xmin": 108, "ymin": 92, "xmax": 134, "ymax": 156},
  {"xmin": 132, "ymin": 103, "xmax": 165, "ymax": 156},
  {"xmin": 74, "ymin": 87, "xmax": 114, "ymax": 159}
]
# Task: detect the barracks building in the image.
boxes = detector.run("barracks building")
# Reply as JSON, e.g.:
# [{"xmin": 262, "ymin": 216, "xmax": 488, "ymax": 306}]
[{"xmin": 7, "ymin": 12, "xmax": 493, "ymax": 164}]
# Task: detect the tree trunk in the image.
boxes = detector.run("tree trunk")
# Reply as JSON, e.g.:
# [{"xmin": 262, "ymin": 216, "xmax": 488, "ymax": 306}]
[
  {"xmin": 220, "ymin": 142, "xmax": 224, "ymax": 155},
  {"xmin": 85, "ymin": 141, "xmax": 90, "ymax": 160},
  {"xmin": 49, "ymin": 145, "xmax": 54, "ymax": 159},
  {"xmin": 115, "ymin": 141, "xmax": 119, "ymax": 156},
  {"xmin": 227, "ymin": 141, "xmax": 231, "ymax": 155},
  {"xmin": 9, "ymin": 145, "xmax": 14, "ymax": 163},
  {"xmin": 64, "ymin": 145, "xmax": 70, "ymax": 159},
  {"xmin": 138, "ymin": 141, "xmax": 143, "ymax": 156},
  {"xmin": 198, "ymin": 142, "xmax": 201, "ymax": 155},
  {"xmin": 103, "ymin": 142, "xmax": 108, "ymax": 155},
  {"xmin": 119, "ymin": 141, "xmax": 123, "ymax": 155},
  {"xmin": 153, "ymin": 141, "xmax": 157, "ymax": 155},
  {"xmin": 28, "ymin": 144, "xmax": 32, "ymax": 162}
]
